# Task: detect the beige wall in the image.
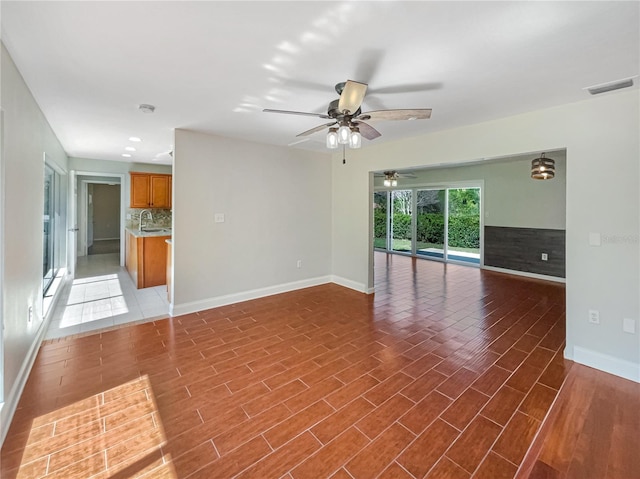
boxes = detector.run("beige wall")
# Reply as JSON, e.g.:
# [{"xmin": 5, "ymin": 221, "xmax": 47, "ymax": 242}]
[
  {"xmin": 172, "ymin": 130, "xmax": 332, "ymax": 314},
  {"xmin": 1, "ymin": 43, "xmax": 69, "ymax": 441},
  {"xmin": 331, "ymin": 89, "xmax": 639, "ymax": 381}
]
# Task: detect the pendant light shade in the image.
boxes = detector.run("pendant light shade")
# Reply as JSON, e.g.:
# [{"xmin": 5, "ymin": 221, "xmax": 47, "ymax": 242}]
[
  {"xmin": 349, "ymin": 128, "xmax": 362, "ymax": 149},
  {"xmin": 531, "ymin": 152, "xmax": 556, "ymax": 180},
  {"xmin": 338, "ymin": 124, "xmax": 351, "ymax": 144},
  {"xmin": 326, "ymin": 128, "xmax": 339, "ymax": 149}
]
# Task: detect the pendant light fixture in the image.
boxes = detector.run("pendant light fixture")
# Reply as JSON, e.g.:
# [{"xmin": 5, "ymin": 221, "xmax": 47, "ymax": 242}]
[{"xmin": 531, "ymin": 152, "xmax": 556, "ymax": 180}]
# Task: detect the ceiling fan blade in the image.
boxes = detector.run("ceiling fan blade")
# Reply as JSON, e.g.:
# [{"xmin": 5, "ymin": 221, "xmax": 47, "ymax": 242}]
[
  {"xmin": 263, "ymin": 108, "xmax": 331, "ymax": 119},
  {"xmin": 368, "ymin": 82, "xmax": 442, "ymax": 94},
  {"xmin": 338, "ymin": 80, "xmax": 368, "ymax": 115},
  {"xmin": 296, "ymin": 121, "xmax": 337, "ymax": 137},
  {"xmin": 358, "ymin": 109, "xmax": 432, "ymax": 121},
  {"xmin": 353, "ymin": 121, "xmax": 381, "ymax": 140}
]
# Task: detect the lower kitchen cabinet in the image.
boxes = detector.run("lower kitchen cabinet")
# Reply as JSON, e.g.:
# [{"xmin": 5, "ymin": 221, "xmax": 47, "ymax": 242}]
[{"xmin": 126, "ymin": 232, "xmax": 171, "ymax": 288}]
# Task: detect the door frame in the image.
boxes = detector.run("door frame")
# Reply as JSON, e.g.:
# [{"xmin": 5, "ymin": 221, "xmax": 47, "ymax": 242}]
[{"xmin": 75, "ymin": 172, "xmax": 126, "ymax": 267}]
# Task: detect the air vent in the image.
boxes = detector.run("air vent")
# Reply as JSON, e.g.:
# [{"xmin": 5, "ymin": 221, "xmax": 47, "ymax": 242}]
[{"xmin": 586, "ymin": 78, "xmax": 634, "ymax": 95}]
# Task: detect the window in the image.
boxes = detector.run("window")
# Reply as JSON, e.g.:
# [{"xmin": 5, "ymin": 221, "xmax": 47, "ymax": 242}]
[{"xmin": 43, "ymin": 163, "xmax": 61, "ymax": 294}]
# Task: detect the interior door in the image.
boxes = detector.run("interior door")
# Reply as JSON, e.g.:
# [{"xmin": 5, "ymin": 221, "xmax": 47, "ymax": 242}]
[{"xmin": 67, "ymin": 170, "xmax": 77, "ymax": 277}]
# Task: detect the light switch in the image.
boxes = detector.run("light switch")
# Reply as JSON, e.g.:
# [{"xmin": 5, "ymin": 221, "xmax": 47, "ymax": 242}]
[
  {"xmin": 214, "ymin": 213, "xmax": 225, "ymax": 223},
  {"xmin": 589, "ymin": 232, "xmax": 601, "ymax": 246},
  {"xmin": 623, "ymin": 318, "xmax": 636, "ymax": 334}
]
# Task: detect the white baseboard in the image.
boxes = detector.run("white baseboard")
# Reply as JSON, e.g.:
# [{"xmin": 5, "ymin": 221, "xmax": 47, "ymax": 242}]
[
  {"xmin": 481, "ymin": 265, "xmax": 566, "ymax": 284},
  {"xmin": 170, "ymin": 275, "xmax": 333, "ymax": 317},
  {"xmin": 572, "ymin": 346, "xmax": 640, "ymax": 383},
  {"xmin": 330, "ymin": 275, "xmax": 369, "ymax": 293}
]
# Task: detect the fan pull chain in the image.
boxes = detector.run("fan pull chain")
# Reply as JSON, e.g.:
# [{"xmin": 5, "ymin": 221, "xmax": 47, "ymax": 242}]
[{"xmin": 342, "ymin": 144, "xmax": 346, "ymax": 164}]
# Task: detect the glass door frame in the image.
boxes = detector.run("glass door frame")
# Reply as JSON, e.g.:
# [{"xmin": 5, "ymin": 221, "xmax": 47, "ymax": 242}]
[{"xmin": 373, "ymin": 180, "xmax": 484, "ymax": 267}]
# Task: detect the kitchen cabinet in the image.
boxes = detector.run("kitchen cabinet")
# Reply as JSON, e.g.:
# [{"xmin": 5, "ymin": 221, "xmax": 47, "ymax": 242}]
[
  {"xmin": 126, "ymin": 231, "xmax": 171, "ymax": 288},
  {"xmin": 130, "ymin": 172, "xmax": 172, "ymax": 208}
]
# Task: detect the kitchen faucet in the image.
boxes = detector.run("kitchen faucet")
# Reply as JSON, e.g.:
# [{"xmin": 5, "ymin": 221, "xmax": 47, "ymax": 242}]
[{"xmin": 139, "ymin": 209, "xmax": 153, "ymax": 231}]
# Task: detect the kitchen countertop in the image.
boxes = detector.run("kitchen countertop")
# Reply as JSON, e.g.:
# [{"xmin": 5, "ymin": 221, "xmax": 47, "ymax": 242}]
[{"xmin": 126, "ymin": 227, "xmax": 172, "ymax": 238}]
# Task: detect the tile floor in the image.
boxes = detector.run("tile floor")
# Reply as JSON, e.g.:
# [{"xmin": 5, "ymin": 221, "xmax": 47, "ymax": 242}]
[
  {"xmin": 45, "ymin": 253, "xmax": 170, "ymax": 339},
  {"xmin": 2, "ymin": 252, "xmax": 570, "ymax": 479}
]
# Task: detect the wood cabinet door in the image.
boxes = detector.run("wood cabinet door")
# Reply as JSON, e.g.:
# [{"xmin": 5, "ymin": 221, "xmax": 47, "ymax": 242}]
[
  {"xmin": 143, "ymin": 235, "xmax": 170, "ymax": 287},
  {"xmin": 130, "ymin": 174, "xmax": 150, "ymax": 208},
  {"xmin": 150, "ymin": 175, "xmax": 171, "ymax": 208}
]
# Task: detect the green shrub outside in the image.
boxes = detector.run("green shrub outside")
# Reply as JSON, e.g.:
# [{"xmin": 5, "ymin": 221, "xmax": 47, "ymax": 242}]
[{"xmin": 374, "ymin": 210, "xmax": 479, "ymax": 248}]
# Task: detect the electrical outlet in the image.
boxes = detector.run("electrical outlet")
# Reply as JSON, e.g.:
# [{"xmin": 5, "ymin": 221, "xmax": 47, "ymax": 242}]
[
  {"xmin": 588, "ymin": 309, "xmax": 600, "ymax": 324},
  {"xmin": 296, "ymin": 260, "xmax": 302, "ymax": 268},
  {"xmin": 28, "ymin": 306, "xmax": 33, "ymax": 324},
  {"xmin": 541, "ymin": 253, "xmax": 548, "ymax": 261},
  {"xmin": 623, "ymin": 318, "xmax": 636, "ymax": 334},
  {"xmin": 214, "ymin": 213, "xmax": 225, "ymax": 223}
]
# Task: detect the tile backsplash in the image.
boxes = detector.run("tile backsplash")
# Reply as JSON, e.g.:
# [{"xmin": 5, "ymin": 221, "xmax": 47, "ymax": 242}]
[{"xmin": 127, "ymin": 208, "xmax": 172, "ymax": 229}]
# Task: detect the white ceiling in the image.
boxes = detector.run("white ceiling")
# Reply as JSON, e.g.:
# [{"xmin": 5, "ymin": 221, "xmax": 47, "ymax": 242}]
[{"xmin": 2, "ymin": 1, "xmax": 638, "ymax": 165}]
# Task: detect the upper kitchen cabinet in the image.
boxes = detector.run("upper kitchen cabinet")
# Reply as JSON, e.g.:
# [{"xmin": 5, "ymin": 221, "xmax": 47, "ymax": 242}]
[{"xmin": 130, "ymin": 172, "xmax": 172, "ymax": 208}]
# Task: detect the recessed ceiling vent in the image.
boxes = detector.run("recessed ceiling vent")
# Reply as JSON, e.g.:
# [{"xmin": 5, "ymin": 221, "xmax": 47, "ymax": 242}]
[{"xmin": 586, "ymin": 78, "xmax": 634, "ymax": 95}]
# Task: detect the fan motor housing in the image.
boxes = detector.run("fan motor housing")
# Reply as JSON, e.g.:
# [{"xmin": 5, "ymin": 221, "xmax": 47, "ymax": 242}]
[
  {"xmin": 327, "ymin": 99, "xmax": 361, "ymax": 120},
  {"xmin": 327, "ymin": 99, "xmax": 341, "ymax": 118}
]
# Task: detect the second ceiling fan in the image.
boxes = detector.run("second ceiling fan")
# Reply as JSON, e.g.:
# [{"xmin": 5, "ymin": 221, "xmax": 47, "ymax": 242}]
[{"xmin": 263, "ymin": 80, "xmax": 432, "ymax": 148}]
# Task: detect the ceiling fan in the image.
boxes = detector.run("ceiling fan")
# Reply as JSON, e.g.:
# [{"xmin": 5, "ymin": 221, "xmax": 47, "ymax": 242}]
[
  {"xmin": 374, "ymin": 170, "xmax": 417, "ymax": 186},
  {"xmin": 263, "ymin": 80, "xmax": 432, "ymax": 148}
]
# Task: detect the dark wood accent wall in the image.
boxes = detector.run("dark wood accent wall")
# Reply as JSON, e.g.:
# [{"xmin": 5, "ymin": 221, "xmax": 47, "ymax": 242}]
[{"xmin": 484, "ymin": 226, "xmax": 565, "ymax": 278}]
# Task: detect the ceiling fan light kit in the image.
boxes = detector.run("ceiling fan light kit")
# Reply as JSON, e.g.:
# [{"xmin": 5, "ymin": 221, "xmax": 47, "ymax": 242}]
[
  {"xmin": 383, "ymin": 171, "xmax": 398, "ymax": 187},
  {"xmin": 263, "ymin": 79, "xmax": 432, "ymax": 156},
  {"xmin": 531, "ymin": 152, "xmax": 556, "ymax": 180}
]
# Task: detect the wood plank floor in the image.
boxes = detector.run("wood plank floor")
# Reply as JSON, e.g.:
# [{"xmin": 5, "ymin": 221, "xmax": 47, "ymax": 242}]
[
  {"xmin": 2, "ymin": 252, "xmax": 577, "ymax": 478},
  {"xmin": 517, "ymin": 362, "xmax": 640, "ymax": 479}
]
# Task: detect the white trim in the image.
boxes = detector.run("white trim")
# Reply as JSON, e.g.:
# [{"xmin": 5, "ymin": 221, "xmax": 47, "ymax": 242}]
[
  {"xmin": 171, "ymin": 275, "xmax": 332, "ymax": 317},
  {"xmin": 571, "ymin": 346, "xmax": 640, "ymax": 383},
  {"xmin": 330, "ymin": 275, "xmax": 368, "ymax": 293},
  {"xmin": 481, "ymin": 265, "xmax": 566, "ymax": 283}
]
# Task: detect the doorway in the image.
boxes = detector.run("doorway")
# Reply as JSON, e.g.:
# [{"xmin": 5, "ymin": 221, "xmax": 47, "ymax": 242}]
[
  {"xmin": 74, "ymin": 173, "xmax": 126, "ymax": 268},
  {"xmin": 87, "ymin": 183, "xmax": 121, "ymax": 255}
]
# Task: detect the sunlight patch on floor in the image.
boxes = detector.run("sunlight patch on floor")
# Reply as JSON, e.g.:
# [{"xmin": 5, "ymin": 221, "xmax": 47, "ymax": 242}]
[{"xmin": 15, "ymin": 375, "xmax": 176, "ymax": 478}]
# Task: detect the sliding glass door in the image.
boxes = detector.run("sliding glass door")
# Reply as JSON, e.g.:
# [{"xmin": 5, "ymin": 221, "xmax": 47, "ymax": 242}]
[
  {"xmin": 373, "ymin": 191, "xmax": 388, "ymax": 250},
  {"xmin": 391, "ymin": 190, "xmax": 412, "ymax": 253},
  {"xmin": 447, "ymin": 188, "xmax": 480, "ymax": 264},
  {"xmin": 374, "ymin": 186, "xmax": 481, "ymax": 265},
  {"xmin": 416, "ymin": 189, "xmax": 445, "ymax": 259}
]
